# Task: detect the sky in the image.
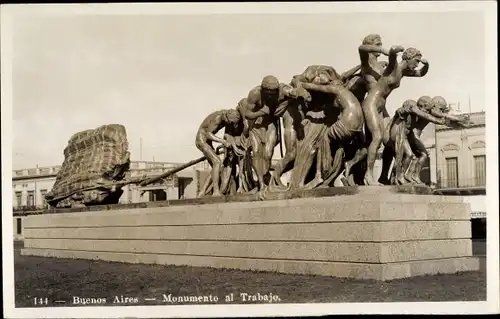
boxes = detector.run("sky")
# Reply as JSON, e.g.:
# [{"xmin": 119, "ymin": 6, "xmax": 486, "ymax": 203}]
[{"xmin": 8, "ymin": 7, "xmax": 488, "ymax": 170}]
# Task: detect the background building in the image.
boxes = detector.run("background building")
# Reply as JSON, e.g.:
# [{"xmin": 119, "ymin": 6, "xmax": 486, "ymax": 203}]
[
  {"xmin": 431, "ymin": 111, "xmax": 486, "ymax": 238},
  {"xmin": 12, "ymin": 160, "xmax": 209, "ymax": 211}
]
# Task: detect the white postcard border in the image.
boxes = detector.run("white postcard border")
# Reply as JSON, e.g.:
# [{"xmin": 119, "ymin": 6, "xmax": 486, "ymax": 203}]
[{"xmin": 2, "ymin": 1, "xmax": 498, "ymax": 317}]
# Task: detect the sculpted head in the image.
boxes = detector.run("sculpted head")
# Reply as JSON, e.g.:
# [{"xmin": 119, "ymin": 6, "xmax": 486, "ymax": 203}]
[
  {"xmin": 362, "ymin": 34, "xmax": 383, "ymax": 57},
  {"xmin": 402, "ymin": 99, "xmax": 418, "ymax": 109},
  {"xmin": 431, "ymin": 96, "xmax": 448, "ymax": 113},
  {"xmin": 261, "ymin": 75, "xmax": 280, "ymax": 90},
  {"xmin": 417, "ymin": 96, "xmax": 433, "ymax": 111},
  {"xmin": 402, "ymin": 48, "xmax": 423, "ymax": 70},
  {"xmin": 312, "ymin": 73, "xmax": 331, "ymax": 85},
  {"xmin": 261, "ymin": 75, "xmax": 280, "ymax": 104},
  {"xmin": 226, "ymin": 109, "xmax": 241, "ymax": 123}
]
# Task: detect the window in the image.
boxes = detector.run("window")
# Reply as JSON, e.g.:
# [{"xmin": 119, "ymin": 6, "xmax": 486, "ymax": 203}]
[
  {"xmin": 27, "ymin": 191, "xmax": 35, "ymax": 207},
  {"xmin": 16, "ymin": 218, "xmax": 22, "ymax": 235},
  {"xmin": 148, "ymin": 189, "xmax": 167, "ymax": 202},
  {"xmin": 178, "ymin": 179, "xmax": 185, "ymax": 199},
  {"xmin": 40, "ymin": 189, "xmax": 48, "ymax": 207},
  {"xmin": 15, "ymin": 192, "xmax": 22, "ymax": 207},
  {"xmin": 474, "ymin": 155, "xmax": 486, "ymax": 186},
  {"xmin": 445, "ymin": 157, "xmax": 459, "ymax": 188}
]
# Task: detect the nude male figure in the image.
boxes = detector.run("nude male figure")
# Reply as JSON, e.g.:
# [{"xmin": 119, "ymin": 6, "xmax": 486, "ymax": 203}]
[
  {"xmin": 269, "ymin": 65, "xmax": 362, "ymax": 190},
  {"xmin": 357, "ymin": 33, "xmax": 429, "ymax": 185},
  {"xmin": 298, "ymin": 79, "xmax": 365, "ymax": 189},
  {"xmin": 244, "ymin": 75, "xmax": 308, "ymax": 195},
  {"xmin": 195, "ymin": 109, "xmax": 242, "ymax": 197},
  {"xmin": 380, "ymin": 98, "xmax": 445, "ymax": 185},
  {"xmin": 402, "ymin": 95, "xmax": 471, "ymax": 183}
]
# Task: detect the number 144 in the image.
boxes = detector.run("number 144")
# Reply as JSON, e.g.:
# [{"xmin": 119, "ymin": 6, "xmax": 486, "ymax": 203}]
[{"xmin": 33, "ymin": 297, "xmax": 48, "ymax": 305}]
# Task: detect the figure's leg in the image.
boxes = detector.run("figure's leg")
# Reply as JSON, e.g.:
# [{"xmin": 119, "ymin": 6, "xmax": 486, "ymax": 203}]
[
  {"xmin": 396, "ymin": 138, "xmax": 416, "ymax": 185},
  {"xmin": 289, "ymin": 123, "xmax": 321, "ymax": 190},
  {"xmin": 303, "ymin": 143, "xmax": 325, "ymax": 190},
  {"xmin": 362, "ymin": 95, "xmax": 385, "ymax": 185},
  {"xmin": 219, "ymin": 150, "xmax": 234, "ymax": 195},
  {"xmin": 237, "ymin": 156, "xmax": 246, "ymax": 193},
  {"xmin": 249, "ymin": 132, "xmax": 266, "ymax": 191},
  {"xmin": 408, "ymin": 134, "xmax": 428, "ymax": 184},
  {"xmin": 321, "ymin": 146, "xmax": 345, "ymax": 187},
  {"xmin": 344, "ymin": 147, "xmax": 367, "ymax": 182},
  {"xmin": 271, "ymin": 115, "xmax": 297, "ymax": 190},
  {"xmin": 198, "ymin": 172, "xmax": 212, "ymax": 197},
  {"xmin": 406, "ymin": 158, "xmax": 418, "ymax": 182},
  {"xmin": 378, "ymin": 145, "xmax": 395, "ymax": 185},
  {"xmin": 264, "ymin": 124, "xmax": 278, "ymax": 178},
  {"xmin": 404, "ymin": 131, "xmax": 418, "ymax": 182},
  {"xmin": 304, "ymin": 132, "xmax": 328, "ymax": 190},
  {"xmin": 257, "ymin": 124, "xmax": 278, "ymax": 199},
  {"xmin": 199, "ymin": 142, "xmax": 223, "ymax": 196}
]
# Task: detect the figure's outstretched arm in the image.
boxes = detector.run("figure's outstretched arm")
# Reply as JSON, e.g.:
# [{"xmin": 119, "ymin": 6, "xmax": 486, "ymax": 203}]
[
  {"xmin": 358, "ymin": 45, "xmax": 390, "ymax": 56},
  {"xmin": 301, "ymin": 82, "xmax": 339, "ymax": 95},
  {"xmin": 430, "ymin": 108, "xmax": 464, "ymax": 122},
  {"xmin": 411, "ymin": 106, "xmax": 445, "ymax": 124},
  {"xmin": 340, "ymin": 64, "xmax": 361, "ymax": 82},
  {"xmin": 384, "ymin": 45, "xmax": 405, "ymax": 74},
  {"xmin": 404, "ymin": 60, "xmax": 429, "ymax": 77}
]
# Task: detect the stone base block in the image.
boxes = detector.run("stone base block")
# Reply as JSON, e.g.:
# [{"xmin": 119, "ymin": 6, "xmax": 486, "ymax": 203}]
[
  {"xmin": 21, "ymin": 249, "xmax": 479, "ymax": 281},
  {"xmin": 21, "ymin": 186, "xmax": 480, "ymax": 280}
]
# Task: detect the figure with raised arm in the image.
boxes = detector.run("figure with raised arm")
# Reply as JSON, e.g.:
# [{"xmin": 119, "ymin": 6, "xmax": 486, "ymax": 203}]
[
  {"xmin": 195, "ymin": 109, "xmax": 242, "ymax": 197},
  {"xmin": 358, "ymin": 33, "xmax": 430, "ymax": 185},
  {"xmin": 244, "ymin": 75, "xmax": 310, "ymax": 197}
]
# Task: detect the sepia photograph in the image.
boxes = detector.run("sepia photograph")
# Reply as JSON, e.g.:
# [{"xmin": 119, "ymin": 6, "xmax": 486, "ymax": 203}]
[{"xmin": 1, "ymin": 1, "xmax": 498, "ymax": 317}]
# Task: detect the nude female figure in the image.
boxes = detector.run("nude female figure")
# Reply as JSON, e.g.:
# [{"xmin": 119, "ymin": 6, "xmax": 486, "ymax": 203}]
[{"xmin": 358, "ymin": 33, "xmax": 429, "ymax": 185}]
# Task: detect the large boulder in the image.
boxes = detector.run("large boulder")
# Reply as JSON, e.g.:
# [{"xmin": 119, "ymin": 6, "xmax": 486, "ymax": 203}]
[{"xmin": 45, "ymin": 124, "xmax": 131, "ymax": 208}]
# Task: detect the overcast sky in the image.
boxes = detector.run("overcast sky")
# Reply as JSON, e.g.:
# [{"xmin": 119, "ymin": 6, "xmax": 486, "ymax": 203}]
[{"xmin": 6, "ymin": 5, "xmax": 489, "ymax": 169}]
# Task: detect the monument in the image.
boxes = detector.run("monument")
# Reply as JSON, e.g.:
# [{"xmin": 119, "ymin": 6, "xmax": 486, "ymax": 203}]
[{"xmin": 23, "ymin": 34, "xmax": 478, "ymax": 281}]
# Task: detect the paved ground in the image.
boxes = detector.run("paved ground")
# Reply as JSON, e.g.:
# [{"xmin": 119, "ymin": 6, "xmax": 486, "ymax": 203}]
[{"xmin": 13, "ymin": 241, "xmax": 486, "ymax": 307}]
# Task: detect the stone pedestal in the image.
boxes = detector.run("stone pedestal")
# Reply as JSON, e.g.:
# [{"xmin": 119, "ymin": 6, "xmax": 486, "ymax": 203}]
[{"xmin": 21, "ymin": 186, "xmax": 479, "ymax": 281}]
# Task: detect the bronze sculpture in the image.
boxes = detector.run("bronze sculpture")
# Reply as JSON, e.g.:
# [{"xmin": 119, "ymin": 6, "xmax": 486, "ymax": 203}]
[
  {"xmin": 57, "ymin": 32, "xmax": 467, "ymax": 204},
  {"xmin": 195, "ymin": 109, "xmax": 242, "ymax": 197},
  {"xmin": 402, "ymin": 96, "xmax": 447, "ymax": 184},
  {"xmin": 286, "ymin": 66, "xmax": 342, "ymax": 190},
  {"xmin": 358, "ymin": 33, "xmax": 429, "ymax": 185},
  {"xmin": 298, "ymin": 79, "xmax": 365, "ymax": 189},
  {"xmin": 182, "ymin": 34, "xmax": 473, "ymax": 198},
  {"xmin": 243, "ymin": 75, "xmax": 310, "ymax": 196}
]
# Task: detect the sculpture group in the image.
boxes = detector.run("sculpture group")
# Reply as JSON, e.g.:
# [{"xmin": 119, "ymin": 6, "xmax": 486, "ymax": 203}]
[{"xmin": 195, "ymin": 34, "xmax": 470, "ymax": 198}]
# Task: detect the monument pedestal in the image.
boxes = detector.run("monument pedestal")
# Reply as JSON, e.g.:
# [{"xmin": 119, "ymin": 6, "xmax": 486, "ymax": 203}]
[{"xmin": 21, "ymin": 186, "xmax": 479, "ymax": 281}]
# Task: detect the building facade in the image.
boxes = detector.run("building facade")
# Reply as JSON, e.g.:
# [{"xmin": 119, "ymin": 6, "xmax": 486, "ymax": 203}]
[
  {"xmin": 432, "ymin": 111, "xmax": 486, "ymax": 191},
  {"xmin": 431, "ymin": 111, "xmax": 487, "ymax": 237}
]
